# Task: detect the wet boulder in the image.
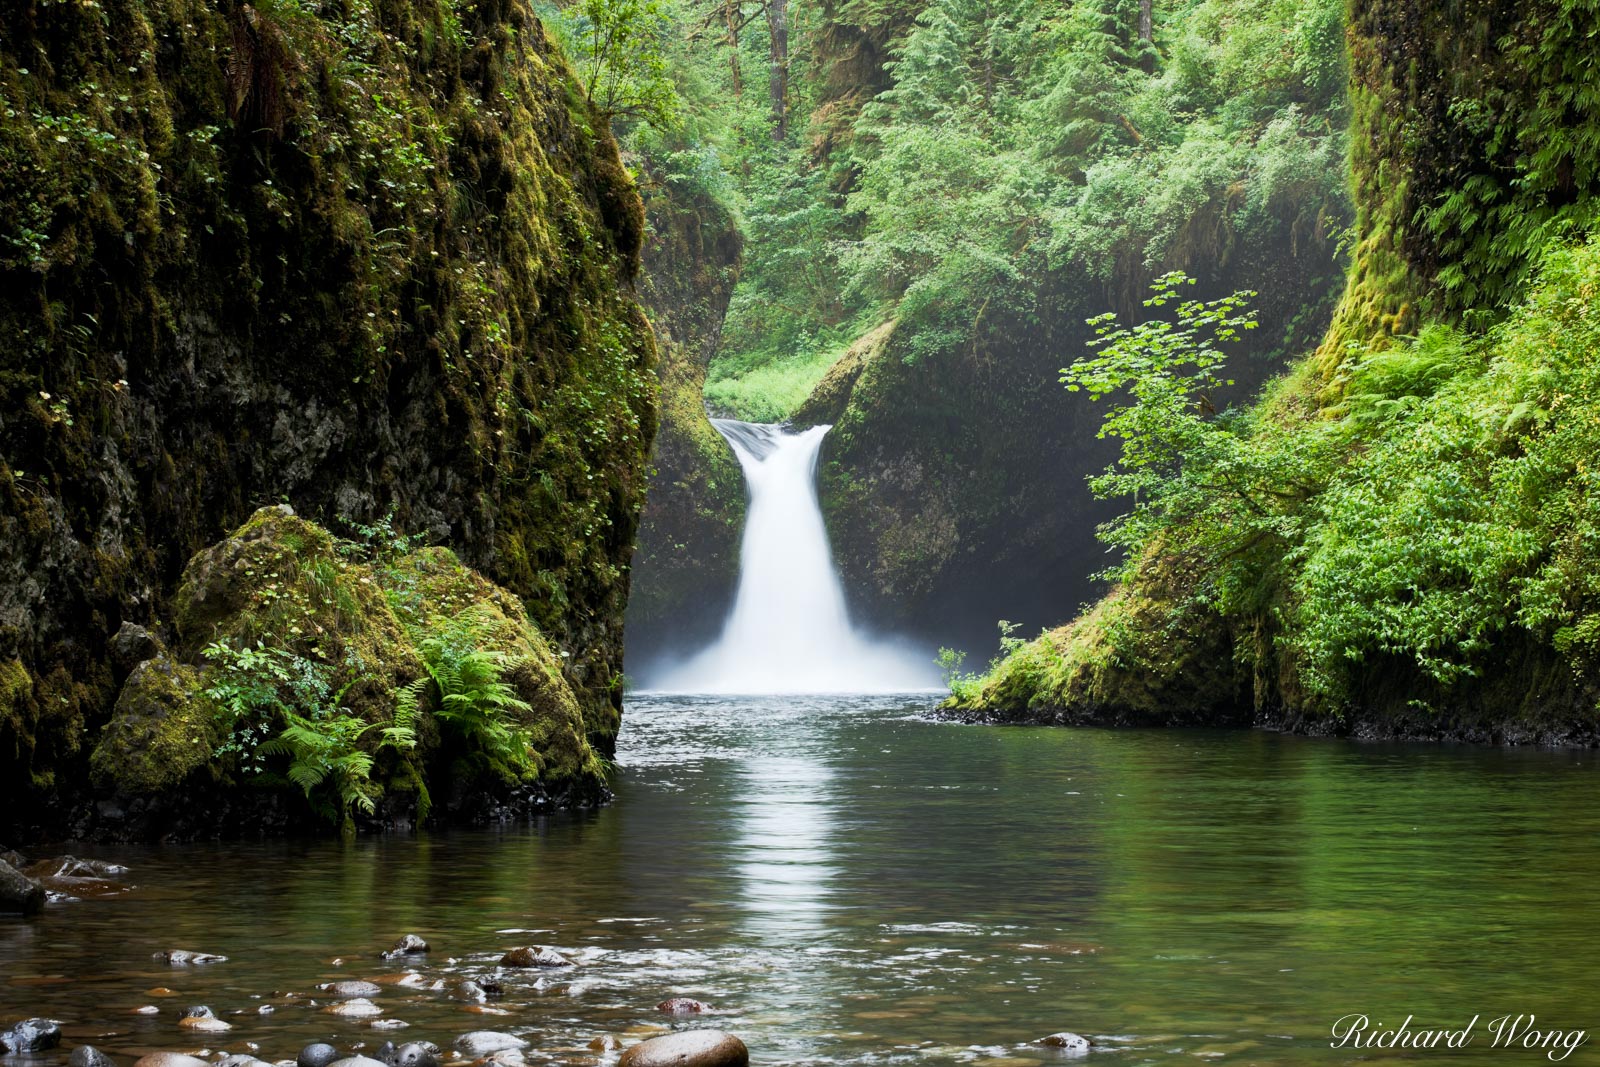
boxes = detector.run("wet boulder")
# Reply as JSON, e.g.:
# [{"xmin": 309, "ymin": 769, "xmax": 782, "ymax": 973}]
[
  {"xmin": 453, "ymin": 1033, "xmax": 527, "ymax": 1056},
  {"xmin": 617, "ymin": 1031, "xmax": 748, "ymax": 1067},
  {"xmin": 69, "ymin": 1046, "xmax": 117, "ymax": 1067},
  {"xmin": 498, "ymin": 946, "xmax": 572, "ymax": 969},
  {"xmin": 0, "ymin": 1019, "xmax": 61, "ymax": 1053},
  {"xmin": 656, "ymin": 998, "xmax": 709, "ymax": 1014},
  {"xmin": 297, "ymin": 1043, "xmax": 340, "ymax": 1067},
  {"xmin": 0, "ymin": 859, "xmax": 44, "ymax": 915},
  {"xmin": 1038, "ymin": 1033, "xmax": 1092, "ymax": 1052}
]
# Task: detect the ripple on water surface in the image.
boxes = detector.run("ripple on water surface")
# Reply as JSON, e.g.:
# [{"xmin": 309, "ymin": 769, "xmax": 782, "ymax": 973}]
[{"xmin": 2, "ymin": 694, "xmax": 1599, "ymax": 1066}]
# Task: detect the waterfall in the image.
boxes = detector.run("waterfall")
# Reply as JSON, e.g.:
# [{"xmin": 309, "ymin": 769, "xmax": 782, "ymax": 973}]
[{"xmin": 647, "ymin": 420, "xmax": 940, "ymax": 694}]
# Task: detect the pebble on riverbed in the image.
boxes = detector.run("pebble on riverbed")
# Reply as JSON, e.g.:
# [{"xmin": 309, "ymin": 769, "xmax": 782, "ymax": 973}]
[{"xmin": 617, "ymin": 1031, "xmax": 748, "ymax": 1067}]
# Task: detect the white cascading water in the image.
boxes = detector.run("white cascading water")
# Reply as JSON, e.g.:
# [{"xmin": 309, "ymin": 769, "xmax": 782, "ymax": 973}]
[{"xmin": 649, "ymin": 420, "xmax": 940, "ymax": 694}]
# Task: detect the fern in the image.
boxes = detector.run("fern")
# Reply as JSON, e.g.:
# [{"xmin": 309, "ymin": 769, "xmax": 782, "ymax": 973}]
[{"xmin": 409, "ymin": 607, "xmax": 539, "ymax": 783}]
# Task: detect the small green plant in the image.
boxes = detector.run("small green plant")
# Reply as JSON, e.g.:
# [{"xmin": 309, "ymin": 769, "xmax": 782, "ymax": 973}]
[
  {"xmin": 398, "ymin": 608, "xmax": 537, "ymax": 782},
  {"xmin": 258, "ymin": 691, "xmax": 416, "ymax": 834}
]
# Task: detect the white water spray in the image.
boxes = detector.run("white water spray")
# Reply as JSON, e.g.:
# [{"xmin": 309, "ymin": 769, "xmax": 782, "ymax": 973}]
[{"xmin": 648, "ymin": 420, "xmax": 940, "ymax": 694}]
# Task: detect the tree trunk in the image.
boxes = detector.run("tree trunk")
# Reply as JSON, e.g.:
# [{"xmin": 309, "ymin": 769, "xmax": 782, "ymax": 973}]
[
  {"xmin": 726, "ymin": 0, "xmax": 742, "ymax": 99},
  {"xmin": 1138, "ymin": 0, "xmax": 1153, "ymax": 42},
  {"xmin": 766, "ymin": 0, "xmax": 789, "ymax": 140}
]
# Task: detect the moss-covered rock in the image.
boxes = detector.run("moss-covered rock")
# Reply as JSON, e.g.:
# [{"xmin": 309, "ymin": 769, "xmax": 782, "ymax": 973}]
[
  {"xmin": 86, "ymin": 507, "xmax": 603, "ymax": 825},
  {"xmin": 0, "ymin": 0, "xmax": 655, "ymax": 826},
  {"xmin": 625, "ymin": 155, "xmax": 745, "ymax": 660},
  {"xmin": 89, "ymin": 655, "xmax": 220, "ymax": 796}
]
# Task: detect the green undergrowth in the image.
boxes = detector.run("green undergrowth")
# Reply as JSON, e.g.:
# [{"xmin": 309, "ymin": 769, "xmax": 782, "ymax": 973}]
[{"xmin": 955, "ymin": 233, "xmax": 1600, "ymax": 723}]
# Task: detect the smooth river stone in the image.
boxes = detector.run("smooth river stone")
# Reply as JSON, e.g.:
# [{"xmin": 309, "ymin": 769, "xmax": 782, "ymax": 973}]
[
  {"xmin": 1038, "ymin": 1032, "xmax": 1092, "ymax": 1052},
  {"xmin": 453, "ymin": 1033, "xmax": 528, "ymax": 1056},
  {"xmin": 391, "ymin": 1043, "xmax": 438, "ymax": 1067},
  {"xmin": 325, "ymin": 998, "xmax": 383, "ymax": 1018},
  {"xmin": 297, "ymin": 1042, "xmax": 339, "ymax": 1067},
  {"xmin": 498, "ymin": 946, "xmax": 572, "ymax": 968},
  {"xmin": 327, "ymin": 1057, "xmax": 389, "ymax": 1067},
  {"xmin": 618, "ymin": 1031, "xmax": 748, "ymax": 1067},
  {"xmin": 178, "ymin": 1006, "xmax": 230, "ymax": 1031},
  {"xmin": 134, "ymin": 1054, "xmax": 211, "ymax": 1067},
  {"xmin": 319, "ymin": 981, "xmax": 383, "ymax": 998}
]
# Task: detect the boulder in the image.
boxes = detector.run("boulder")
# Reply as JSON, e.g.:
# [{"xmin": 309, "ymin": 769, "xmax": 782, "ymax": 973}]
[
  {"xmin": 109, "ymin": 622, "xmax": 164, "ymax": 672},
  {"xmin": 0, "ymin": 859, "xmax": 44, "ymax": 915},
  {"xmin": 617, "ymin": 1031, "xmax": 748, "ymax": 1067},
  {"xmin": 498, "ymin": 946, "xmax": 572, "ymax": 969}
]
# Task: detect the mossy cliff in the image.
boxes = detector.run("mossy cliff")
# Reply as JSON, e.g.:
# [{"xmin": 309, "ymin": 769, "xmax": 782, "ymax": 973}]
[
  {"xmin": 625, "ymin": 159, "xmax": 745, "ymax": 661},
  {"xmin": 950, "ymin": 0, "xmax": 1600, "ymax": 744},
  {"xmin": 0, "ymin": 0, "xmax": 655, "ymax": 828}
]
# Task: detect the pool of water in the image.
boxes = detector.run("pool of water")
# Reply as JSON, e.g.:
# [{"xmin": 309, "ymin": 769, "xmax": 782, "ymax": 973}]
[{"xmin": 2, "ymin": 695, "xmax": 1598, "ymax": 1065}]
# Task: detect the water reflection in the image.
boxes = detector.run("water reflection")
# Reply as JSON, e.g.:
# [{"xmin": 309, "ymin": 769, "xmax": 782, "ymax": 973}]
[{"xmin": 0, "ymin": 697, "xmax": 1596, "ymax": 1067}]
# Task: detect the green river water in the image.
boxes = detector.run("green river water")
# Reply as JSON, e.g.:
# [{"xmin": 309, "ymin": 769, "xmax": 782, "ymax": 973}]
[{"xmin": 1, "ymin": 695, "xmax": 1597, "ymax": 1065}]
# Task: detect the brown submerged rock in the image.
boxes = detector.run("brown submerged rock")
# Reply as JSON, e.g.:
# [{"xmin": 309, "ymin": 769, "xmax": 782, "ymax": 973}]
[
  {"xmin": 655, "ymin": 998, "xmax": 709, "ymax": 1015},
  {"xmin": 498, "ymin": 946, "xmax": 572, "ymax": 969},
  {"xmin": 618, "ymin": 1031, "xmax": 747, "ymax": 1067}
]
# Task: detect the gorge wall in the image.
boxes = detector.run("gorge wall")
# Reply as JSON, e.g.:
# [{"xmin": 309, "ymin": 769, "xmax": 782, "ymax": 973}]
[{"xmin": 0, "ymin": 0, "xmax": 656, "ymax": 834}]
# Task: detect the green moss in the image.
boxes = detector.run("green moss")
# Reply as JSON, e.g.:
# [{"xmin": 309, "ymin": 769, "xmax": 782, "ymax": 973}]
[
  {"xmin": 89, "ymin": 656, "xmax": 219, "ymax": 796},
  {"xmin": 0, "ymin": 0, "xmax": 654, "ymax": 803}
]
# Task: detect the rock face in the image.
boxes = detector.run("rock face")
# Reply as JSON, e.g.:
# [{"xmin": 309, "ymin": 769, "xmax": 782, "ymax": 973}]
[
  {"xmin": 618, "ymin": 1031, "xmax": 748, "ymax": 1067},
  {"xmin": 624, "ymin": 158, "xmax": 745, "ymax": 663},
  {"xmin": 0, "ymin": 0, "xmax": 655, "ymax": 836},
  {"xmin": 0, "ymin": 858, "xmax": 43, "ymax": 915}
]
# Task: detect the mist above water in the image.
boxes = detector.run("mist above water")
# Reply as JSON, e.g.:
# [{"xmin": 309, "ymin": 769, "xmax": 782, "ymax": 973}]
[{"xmin": 644, "ymin": 420, "xmax": 940, "ymax": 694}]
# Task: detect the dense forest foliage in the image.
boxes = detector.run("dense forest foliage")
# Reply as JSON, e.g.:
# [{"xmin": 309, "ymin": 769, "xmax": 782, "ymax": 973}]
[{"xmin": 608, "ymin": 0, "xmax": 1358, "ymax": 657}]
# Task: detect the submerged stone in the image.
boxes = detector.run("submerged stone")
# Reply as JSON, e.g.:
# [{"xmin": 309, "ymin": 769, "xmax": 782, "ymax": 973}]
[
  {"xmin": 154, "ymin": 949, "xmax": 227, "ymax": 965},
  {"xmin": 498, "ymin": 946, "xmax": 572, "ymax": 969}
]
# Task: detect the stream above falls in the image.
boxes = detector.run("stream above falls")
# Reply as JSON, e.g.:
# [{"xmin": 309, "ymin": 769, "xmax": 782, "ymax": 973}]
[{"xmin": 3, "ymin": 695, "xmax": 1598, "ymax": 1066}]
